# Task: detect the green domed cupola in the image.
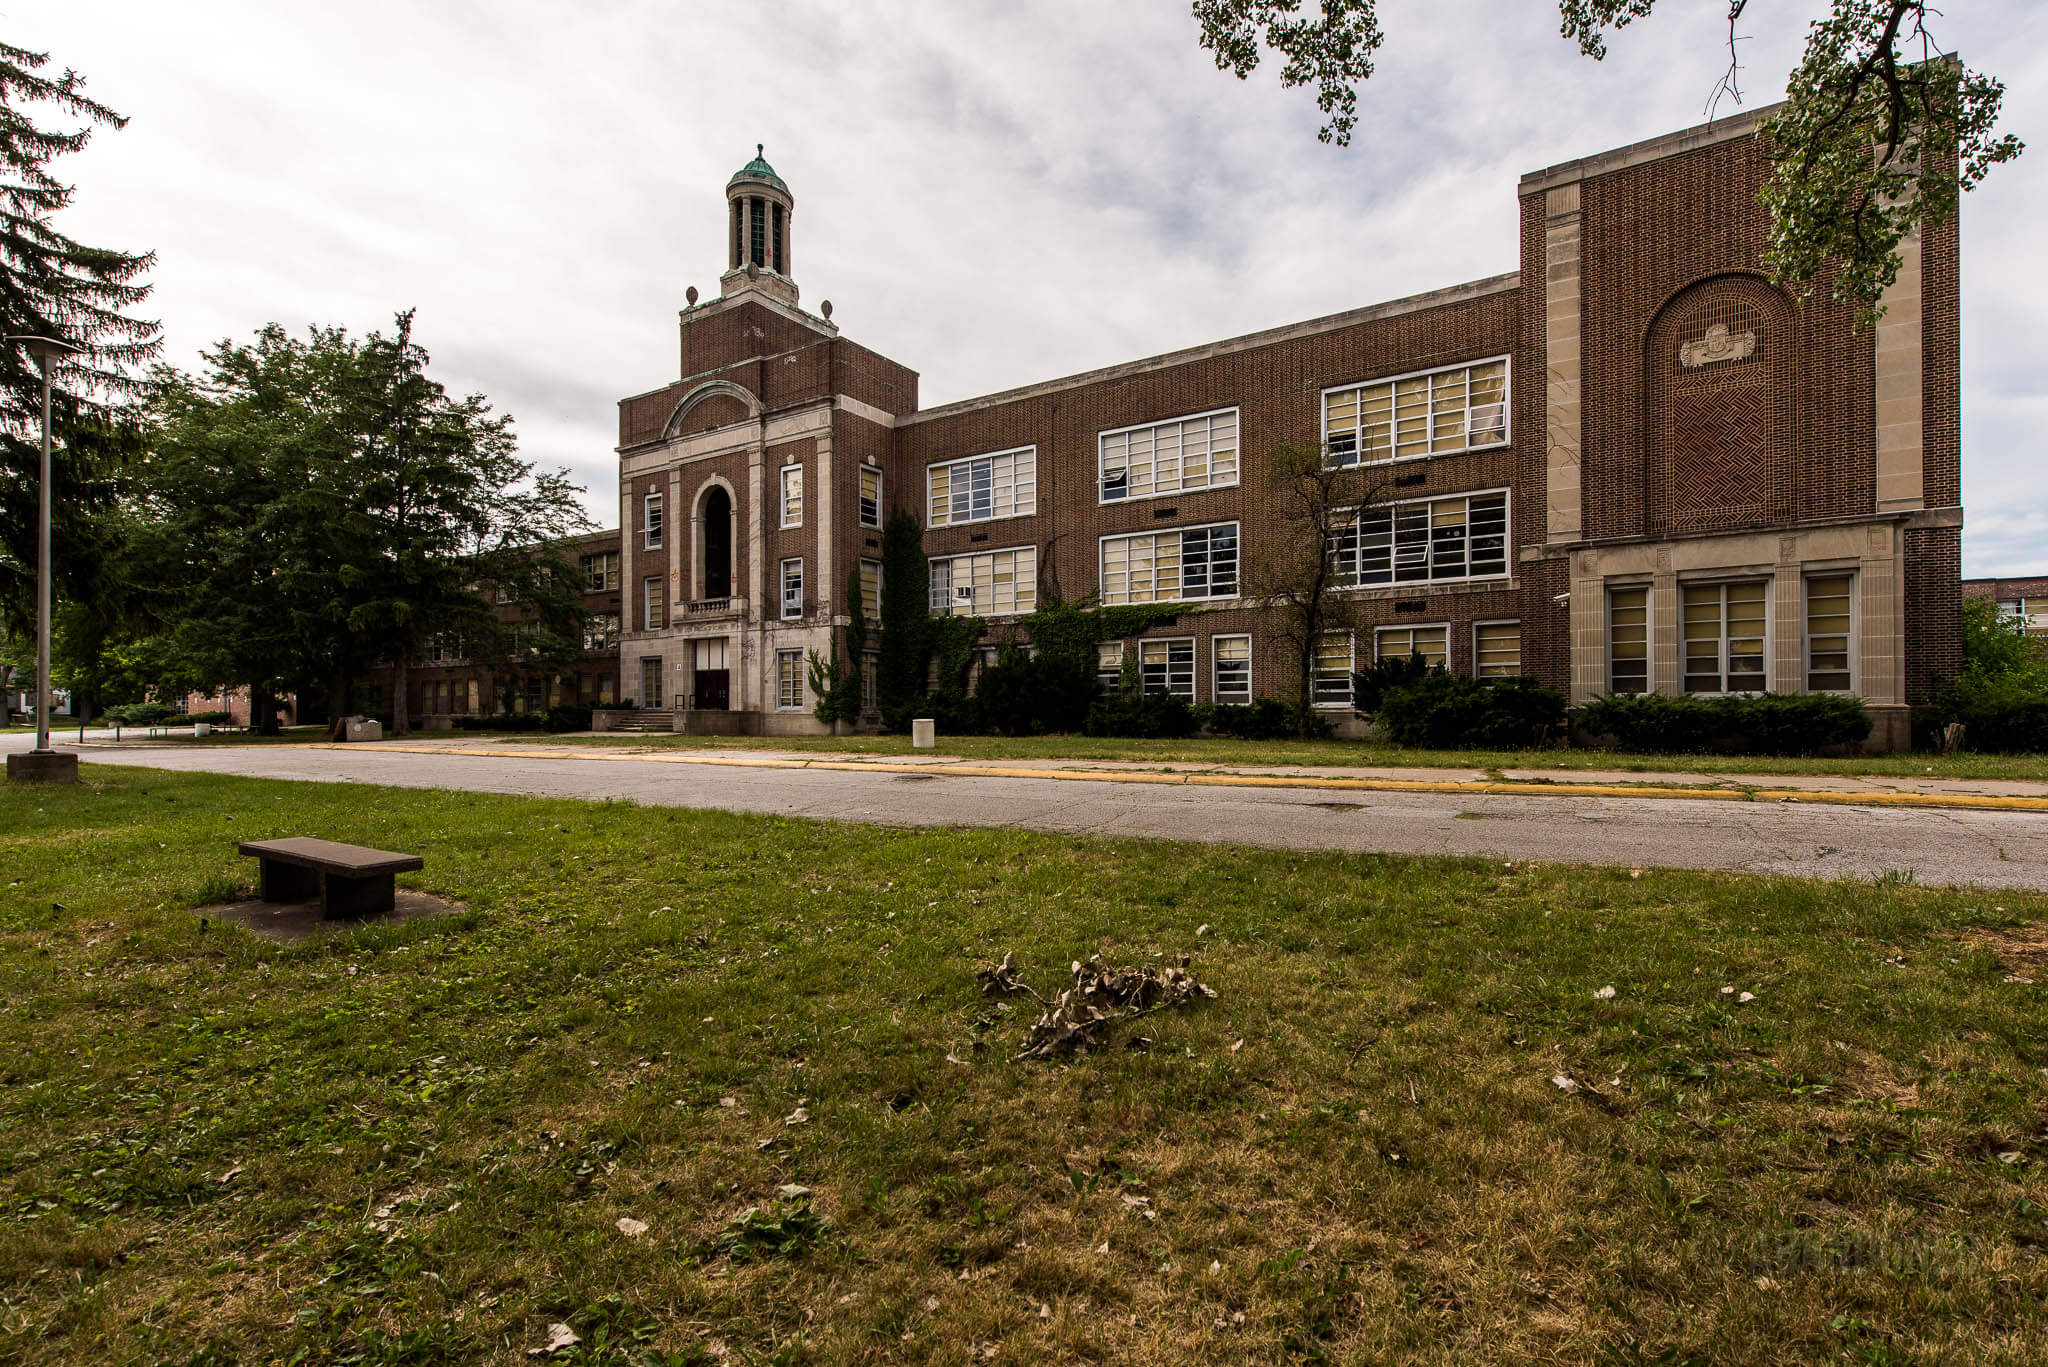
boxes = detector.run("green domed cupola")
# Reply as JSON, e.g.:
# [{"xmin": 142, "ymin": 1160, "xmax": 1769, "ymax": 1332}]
[
  {"xmin": 727, "ymin": 144, "xmax": 787, "ymax": 195},
  {"xmin": 721, "ymin": 143, "xmax": 798, "ymax": 307}
]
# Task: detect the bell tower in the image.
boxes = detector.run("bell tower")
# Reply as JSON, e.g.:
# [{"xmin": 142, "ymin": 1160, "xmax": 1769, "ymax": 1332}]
[{"xmin": 719, "ymin": 144, "xmax": 798, "ymax": 308}]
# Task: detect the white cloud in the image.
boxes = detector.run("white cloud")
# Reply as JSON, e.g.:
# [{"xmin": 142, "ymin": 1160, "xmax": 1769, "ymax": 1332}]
[{"xmin": 19, "ymin": 0, "xmax": 2047, "ymax": 571}]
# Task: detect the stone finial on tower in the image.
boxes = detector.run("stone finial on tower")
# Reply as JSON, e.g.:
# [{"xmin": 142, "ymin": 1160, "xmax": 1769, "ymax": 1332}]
[{"xmin": 721, "ymin": 144, "xmax": 798, "ymax": 308}]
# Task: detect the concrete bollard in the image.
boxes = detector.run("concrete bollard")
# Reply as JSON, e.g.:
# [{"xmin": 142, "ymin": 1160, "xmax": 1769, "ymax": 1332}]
[
  {"xmin": 193, "ymin": 723, "xmax": 211, "ymax": 738},
  {"xmin": 911, "ymin": 717, "xmax": 936, "ymax": 749}
]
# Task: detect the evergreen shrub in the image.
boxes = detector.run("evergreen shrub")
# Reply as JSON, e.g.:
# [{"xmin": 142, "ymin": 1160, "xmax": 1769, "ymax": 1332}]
[
  {"xmin": 1377, "ymin": 675, "xmax": 1567, "ymax": 749},
  {"xmin": 1573, "ymin": 692, "xmax": 1871, "ymax": 755}
]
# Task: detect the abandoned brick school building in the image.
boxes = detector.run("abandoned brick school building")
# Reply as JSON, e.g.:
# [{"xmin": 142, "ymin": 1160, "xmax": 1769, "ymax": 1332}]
[{"xmin": 574, "ymin": 106, "xmax": 1965, "ymax": 749}]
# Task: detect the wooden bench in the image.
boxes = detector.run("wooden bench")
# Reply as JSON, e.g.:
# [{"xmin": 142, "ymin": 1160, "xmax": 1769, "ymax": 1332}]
[{"xmin": 237, "ymin": 838, "xmax": 424, "ymax": 919}]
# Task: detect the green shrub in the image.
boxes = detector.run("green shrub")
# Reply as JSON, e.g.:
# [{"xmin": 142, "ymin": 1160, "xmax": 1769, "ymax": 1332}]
[
  {"xmin": 1573, "ymin": 692, "xmax": 1872, "ymax": 755},
  {"xmin": 1376, "ymin": 675, "xmax": 1567, "ymax": 749},
  {"xmin": 1352, "ymin": 652, "xmax": 1445, "ymax": 714},
  {"xmin": 543, "ymin": 704, "xmax": 593, "ymax": 733},
  {"xmin": 103, "ymin": 701, "xmax": 177, "ymax": 727},
  {"xmin": 1084, "ymin": 690, "xmax": 1200, "ymax": 739},
  {"xmin": 181, "ymin": 710, "xmax": 233, "ymax": 725},
  {"xmin": 1196, "ymin": 699, "xmax": 1332, "ymax": 740},
  {"xmin": 454, "ymin": 712, "xmax": 547, "ymax": 732},
  {"xmin": 1941, "ymin": 672, "xmax": 2048, "ymax": 753}
]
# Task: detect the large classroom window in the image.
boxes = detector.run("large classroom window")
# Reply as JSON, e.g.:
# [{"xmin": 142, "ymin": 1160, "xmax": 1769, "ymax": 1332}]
[
  {"xmin": 927, "ymin": 446, "xmax": 1035, "ymax": 527},
  {"xmin": 1100, "ymin": 523, "xmax": 1239, "ymax": 605},
  {"xmin": 1313, "ymin": 632, "xmax": 1354, "ymax": 707},
  {"xmin": 929, "ymin": 546, "xmax": 1037, "ymax": 617},
  {"xmin": 1329, "ymin": 490, "xmax": 1509, "ymax": 587},
  {"xmin": 1681, "ymin": 581, "xmax": 1768, "ymax": 694},
  {"xmin": 1098, "ymin": 409, "xmax": 1239, "ymax": 503},
  {"xmin": 581, "ymin": 551, "xmax": 620, "ymax": 591},
  {"xmin": 1375, "ymin": 624, "xmax": 1448, "ymax": 669},
  {"xmin": 1323, "ymin": 357, "xmax": 1509, "ymax": 465},
  {"xmin": 1474, "ymin": 621, "xmax": 1521, "ymax": 678}
]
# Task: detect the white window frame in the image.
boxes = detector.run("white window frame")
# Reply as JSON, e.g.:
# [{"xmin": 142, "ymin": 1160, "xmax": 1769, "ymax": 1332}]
[
  {"xmin": 780, "ymin": 557, "xmax": 803, "ymax": 620},
  {"xmin": 1321, "ymin": 355, "xmax": 1511, "ymax": 467},
  {"xmin": 779, "ymin": 463, "xmax": 803, "ymax": 529},
  {"xmin": 582, "ymin": 551, "xmax": 620, "ymax": 592},
  {"xmin": 859, "ymin": 465, "xmax": 883, "ymax": 528},
  {"xmin": 1312, "ymin": 631, "xmax": 1355, "ymax": 708},
  {"xmin": 1373, "ymin": 623, "xmax": 1450, "ymax": 670},
  {"xmin": 1803, "ymin": 571, "xmax": 1858, "ymax": 695},
  {"xmin": 926, "ymin": 446, "xmax": 1037, "ymax": 528},
  {"xmin": 1472, "ymin": 620, "xmax": 1521, "ymax": 679},
  {"xmin": 643, "ymin": 492, "xmax": 664, "ymax": 550},
  {"xmin": 642, "ymin": 575, "xmax": 665, "ymax": 631},
  {"xmin": 1211, "ymin": 634, "xmax": 1253, "ymax": 704},
  {"xmin": 1680, "ymin": 579, "xmax": 1771, "ymax": 696},
  {"xmin": 1098, "ymin": 522, "xmax": 1241, "ymax": 606},
  {"xmin": 928, "ymin": 545, "xmax": 1036, "ymax": 618},
  {"xmin": 1097, "ymin": 407, "xmax": 1240, "ymax": 505},
  {"xmin": 1138, "ymin": 637, "xmax": 1196, "ymax": 700},
  {"xmin": 774, "ymin": 648, "xmax": 804, "ymax": 710},
  {"xmin": 1096, "ymin": 640, "xmax": 1126, "ymax": 693},
  {"xmin": 1330, "ymin": 488, "xmax": 1511, "ymax": 589},
  {"xmin": 1608, "ymin": 584, "xmax": 1652, "ymax": 696}
]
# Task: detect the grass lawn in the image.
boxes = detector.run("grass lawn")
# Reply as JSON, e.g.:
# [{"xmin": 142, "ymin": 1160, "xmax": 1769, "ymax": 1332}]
[
  {"xmin": 503, "ymin": 729, "xmax": 2048, "ymax": 784},
  {"xmin": 4, "ymin": 768, "xmax": 2046, "ymax": 1365}
]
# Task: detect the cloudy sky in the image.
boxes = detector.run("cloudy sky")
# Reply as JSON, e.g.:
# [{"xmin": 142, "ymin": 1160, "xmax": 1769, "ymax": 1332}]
[{"xmin": 19, "ymin": 1, "xmax": 2047, "ymax": 574}]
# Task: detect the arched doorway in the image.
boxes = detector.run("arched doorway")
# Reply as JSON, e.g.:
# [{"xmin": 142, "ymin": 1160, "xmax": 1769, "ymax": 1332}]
[{"xmin": 700, "ymin": 486, "xmax": 733, "ymax": 600}]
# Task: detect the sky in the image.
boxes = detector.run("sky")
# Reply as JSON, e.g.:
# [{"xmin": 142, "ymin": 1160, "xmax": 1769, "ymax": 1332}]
[{"xmin": 17, "ymin": 0, "xmax": 2047, "ymax": 575}]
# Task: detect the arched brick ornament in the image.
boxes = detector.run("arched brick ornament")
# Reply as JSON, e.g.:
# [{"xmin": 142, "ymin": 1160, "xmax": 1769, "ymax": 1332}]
[{"xmin": 1644, "ymin": 275, "xmax": 1795, "ymax": 535}]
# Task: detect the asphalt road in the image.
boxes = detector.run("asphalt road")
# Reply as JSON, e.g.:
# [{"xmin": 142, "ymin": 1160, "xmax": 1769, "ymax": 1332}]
[{"xmin": 14, "ymin": 735, "xmax": 2048, "ymax": 892}]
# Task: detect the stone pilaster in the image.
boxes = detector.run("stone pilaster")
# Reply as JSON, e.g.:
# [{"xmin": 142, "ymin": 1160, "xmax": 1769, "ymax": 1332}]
[
  {"xmin": 1874, "ymin": 224, "xmax": 1925, "ymax": 513},
  {"xmin": 1543, "ymin": 184, "xmax": 1584, "ymax": 543}
]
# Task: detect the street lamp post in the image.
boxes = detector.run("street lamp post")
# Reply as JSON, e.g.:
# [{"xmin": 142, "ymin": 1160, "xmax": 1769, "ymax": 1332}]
[{"xmin": 6, "ymin": 334, "xmax": 84, "ymax": 784}]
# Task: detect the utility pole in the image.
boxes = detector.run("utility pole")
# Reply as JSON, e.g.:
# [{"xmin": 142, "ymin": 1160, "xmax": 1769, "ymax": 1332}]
[{"xmin": 6, "ymin": 334, "xmax": 84, "ymax": 783}]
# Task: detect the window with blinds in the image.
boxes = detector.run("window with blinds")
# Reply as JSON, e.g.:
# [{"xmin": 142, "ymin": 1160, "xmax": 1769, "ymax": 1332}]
[
  {"xmin": 928, "ymin": 447, "xmax": 1035, "ymax": 527},
  {"xmin": 1474, "ymin": 621, "xmax": 1520, "ymax": 678},
  {"xmin": 859, "ymin": 466, "xmax": 882, "ymax": 527},
  {"xmin": 1097, "ymin": 641, "xmax": 1126, "ymax": 693},
  {"xmin": 1375, "ymin": 625, "xmax": 1448, "ymax": 668},
  {"xmin": 1329, "ymin": 490, "xmax": 1509, "ymax": 587},
  {"xmin": 1212, "ymin": 634, "xmax": 1252, "ymax": 703},
  {"xmin": 1806, "ymin": 575, "xmax": 1854, "ymax": 692},
  {"xmin": 929, "ymin": 546, "xmax": 1036, "ymax": 617},
  {"xmin": 780, "ymin": 464, "xmax": 803, "ymax": 528},
  {"xmin": 780, "ymin": 558, "xmax": 803, "ymax": 619},
  {"xmin": 859, "ymin": 559, "xmax": 881, "ymax": 619},
  {"xmin": 1324, "ymin": 358, "xmax": 1508, "ymax": 466},
  {"xmin": 1609, "ymin": 587, "xmax": 1649, "ymax": 694},
  {"xmin": 1312, "ymin": 632, "xmax": 1354, "ymax": 706},
  {"xmin": 1682, "ymin": 581, "xmax": 1768, "ymax": 693},
  {"xmin": 643, "ymin": 576, "xmax": 666, "ymax": 631},
  {"xmin": 1098, "ymin": 409, "xmax": 1239, "ymax": 502},
  {"xmin": 775, "ymin": 649, "xmax": 804, "ymax": 709},
  {"xmin": 1139, "ymin": 639, "xmax": 1196, "ymax": 699},
  {"xmin": 1100, "ymin": 523, "xmax": 1239, "ymax": 605}
]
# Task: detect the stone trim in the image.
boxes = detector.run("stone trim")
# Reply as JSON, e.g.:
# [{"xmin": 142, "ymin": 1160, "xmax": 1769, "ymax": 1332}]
[
  {"xmin": 1874, "ymin": 224, "xmax": 1926, "ymax": 512},
  {"xmin": 1519, "ymin": 102, "xmax": 1781, "ymax": 196},
  {"xmin": 1543, "ymin": 183, "xmax": 1583, "ymax": 543}
]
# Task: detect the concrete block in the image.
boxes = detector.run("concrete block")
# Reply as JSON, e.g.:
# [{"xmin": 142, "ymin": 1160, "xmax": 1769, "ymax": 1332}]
[
  {"xmin": 7, "ymin": 751, "xmax": 78, "ymax": 783},
  {"xmin": 912, "ymin": 717, "xmax": 936, "ymax": 749}
]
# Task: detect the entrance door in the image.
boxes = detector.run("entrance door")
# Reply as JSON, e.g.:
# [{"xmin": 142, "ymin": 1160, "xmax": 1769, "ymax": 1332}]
[{"xmin": 692, "ymin": 637, "xmax": 730, "ymax": 710}]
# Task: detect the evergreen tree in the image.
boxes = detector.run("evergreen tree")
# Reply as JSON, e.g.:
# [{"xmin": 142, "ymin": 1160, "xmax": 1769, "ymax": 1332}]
[{"xmin": 0, "ymin": 42, "xmax": 158, "ymax": 636}]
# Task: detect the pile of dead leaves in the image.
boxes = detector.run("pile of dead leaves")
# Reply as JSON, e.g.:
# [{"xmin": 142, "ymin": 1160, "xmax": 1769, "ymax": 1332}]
[{"xmin": 976, "ymin": 951, "xmax": 1217, "ymax": 1059}]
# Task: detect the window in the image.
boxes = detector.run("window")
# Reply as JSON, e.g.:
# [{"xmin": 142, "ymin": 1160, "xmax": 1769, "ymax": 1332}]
[
  {"xmin": 1806, "ymin": 574, "xmax": 1855, "ymax": 692},
  {"xmin": 1473, "ymin": 621, "xmax": 1520, "ymax": 678},
  {"xmin": 749, "ymin": 195, "xmax": 765, "ymax": 266},
  {"xmin": 583, "ymin": 614, "xmax": 620, "ymax": 652},
  {"xmin": 968, "ymin": 644, "xmax": 1000, "ymax": 695},
  {"xmin": 775, "ymin": 649, "xmax": 804, "ymax": 709},
  {"xmin": 1097, "ymin": 641, "xmax": 1126, "ymax": 693},
  {"xmin": 1212, "ymin": 635, "xmax": 1252, "ymax": 704},
  {"xmin": 859, "ymin": 466, "xmax": 882, "ymax": 528},
  {"xmin": 859, "ymin": 559, "xmax": 882, "ymax": 618},
  {"xmin": 780, "ymin": 464, "xmax": 803, "ymax": 528},
  {"xmin": 643, "ymin": 492, "xmax": 664, "ymax": 549},
  {"xmin": 927, "ymin": 446, "xmax": 1035, "ymax": 527},
  {"xmin": 1330, "ymin": 490, "xmax": 1509, "ymax": 588},
  {"xmin": 643, "ymin": 576, "xmax": 666, "ymax": 631},
  {"xmin": 1100, "ymin": 523, "xmax": 1239, "ymax": 605},
  {"xmin": 1139, "ymin": 638, "xmax": 1195, "ymax": 699},
  {"xmin": 929, "ymin": 546, "xmax": 1036, "ymax": 616},
  {"xmin": 581, "ymin": 551, "xmax": 621, "ymax": 592},
  {"xmin": 597, "ymin": 674, "xmax": 615, "ymax": 705},
  {"xmin": 1609, "ymin": 586, "xmax": 1649, "ymax": 694},
  {"xmin": 781, "ymin": 558, "xmax": 803, "ymax": 619},
  {"xmin": 861, "ymin": 652, "xmax": 878, "ymax": 712},
  {"xmin": 640, "ymin": 657, "xmax": 664, "ymax": 710},
  {"xmin": 1099, "ymin": 409, "xmax": 1240, "ymax": 503},
  {"xmin": 1375, "ymin": 625, "xmax": 1448, "ymax": 669},
  {"xmin": 1313, "ymin": 632, "xmax": 1354, "ymax": 707},
  {"xmin": 1682, "ymin": 581, "xmax": 1767, "ymax": 693},
  {"xmin": 494, "ymin": 583, "xmax": 516, "ymax": 604},
  {"xmin": 1323, "ymin": 357, "xmax": 1509, "ymax": 466}
]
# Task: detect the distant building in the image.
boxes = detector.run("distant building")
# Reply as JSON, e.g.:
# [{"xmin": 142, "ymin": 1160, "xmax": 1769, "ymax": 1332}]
[
  {"xmin": 601, "ymin": 110, "xmax": 1959, "ymax": 749},
  {"xmin": 1962, "ymin": 576, "xmax": 2048, "ymax": 638}
]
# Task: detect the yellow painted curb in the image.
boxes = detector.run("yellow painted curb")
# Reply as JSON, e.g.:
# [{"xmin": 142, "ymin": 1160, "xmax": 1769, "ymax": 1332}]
[{"xmin": 254, "ymin": 740, "xmax": 2048, "ymax": 814}]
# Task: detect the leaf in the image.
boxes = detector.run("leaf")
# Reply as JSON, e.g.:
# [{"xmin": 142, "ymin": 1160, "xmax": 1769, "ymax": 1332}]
[
  {"xmin": 527, "ymin": 1323, "xmax": 579, "ymax": 1357},
  {"xmin": 784, "ymin": 1106, "xmax": 809, "ymax": 1126},
  {"xmin": 1551, "ymin": 1073, "xmax": 1582, "ymax": 1094},
  {"xmin": 1594, "ymin": 985, "xmax": 1617, "ymax": 1001},
  {"xmin": 616, "ymin": 1216, "xmax": 649, "ymax": 1237}
]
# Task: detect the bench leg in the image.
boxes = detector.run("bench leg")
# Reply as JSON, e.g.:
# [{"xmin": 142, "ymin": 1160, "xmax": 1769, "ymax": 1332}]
[
  {"xmin": 258, "ymin": 859, "xmax": 320, "ymax": 903},
  {"xmin": 321, "ymin": 871, "xmax": 396, "ymax": 919}
]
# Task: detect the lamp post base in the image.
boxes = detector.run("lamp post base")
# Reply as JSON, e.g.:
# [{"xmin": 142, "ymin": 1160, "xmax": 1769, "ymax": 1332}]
[{"xmin": 7, "ymin": 751, "xmax": 78, "ymax": 784}]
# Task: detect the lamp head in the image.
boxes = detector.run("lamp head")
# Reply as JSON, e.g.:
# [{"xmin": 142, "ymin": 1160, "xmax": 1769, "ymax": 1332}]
[{"xmin": 5, "ymin": 335, "xmax": 84, "ymax": 367}]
